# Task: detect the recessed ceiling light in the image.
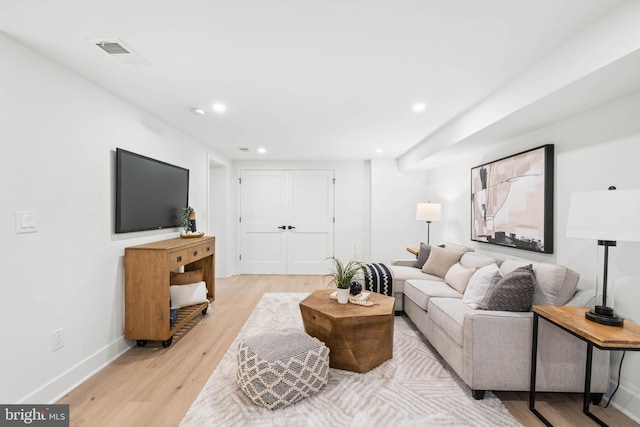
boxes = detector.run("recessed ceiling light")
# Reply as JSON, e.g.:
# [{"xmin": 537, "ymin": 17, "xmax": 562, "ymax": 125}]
[
  {"xmin": 212, "ymin": 103, "xmax": 227, "ymax": 113},
  {"xmin": 412, "ymin": 103, "xmax": 426, "ymax": 112},
  {"xmin": 257, "ymin": 148, "xmax": 267, "ymax": 154},
  {"xmin": 191, "ymin": 107, "xmax": 206, "ymax": 116},
  {"xmin": 375, "ymin": 148, "xmax": 383, "ymax": 154}
]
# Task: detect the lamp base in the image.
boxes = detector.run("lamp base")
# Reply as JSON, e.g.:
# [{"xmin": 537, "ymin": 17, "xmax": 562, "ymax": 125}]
[{"xmin": 585, "ymin": 305, "xmax": 624, "ymax": 326}]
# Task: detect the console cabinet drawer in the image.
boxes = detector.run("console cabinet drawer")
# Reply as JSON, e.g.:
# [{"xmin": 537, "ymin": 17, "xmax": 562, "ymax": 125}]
[{"xmin": 168, "ymin": 242, "xmax": 214, "ymax": 269}]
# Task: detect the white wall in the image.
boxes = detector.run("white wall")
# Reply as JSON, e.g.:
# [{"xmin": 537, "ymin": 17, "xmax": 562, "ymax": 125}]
[
  {"xmin": 208, "ymin": 160, "xmax": 232, "ymax": 277},
  {"xmin": 422, "ymin": 91, "xmax": 640, "ymax": 421},
  {"xmin": 0, "ymin": 33, "xmax": 228, "ymax": 403},
  {"xmin": 370, "ymin": 159, "xmax": 431, "ymax": 263}
]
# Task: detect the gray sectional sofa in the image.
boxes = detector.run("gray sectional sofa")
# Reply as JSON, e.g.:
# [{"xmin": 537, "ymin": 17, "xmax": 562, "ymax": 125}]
[{"xmin": 383, "ymin": 243, "xmax": 610, "ymax": 399}]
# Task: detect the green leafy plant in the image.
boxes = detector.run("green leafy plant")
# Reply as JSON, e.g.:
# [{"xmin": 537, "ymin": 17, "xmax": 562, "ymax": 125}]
[
  {"xmin": 181, "ymin": 206, "xmax": 194, "ymax": 232},
  {"xmin": 326, "ymin": 256, "xmax": 366, "ymax": 289}
]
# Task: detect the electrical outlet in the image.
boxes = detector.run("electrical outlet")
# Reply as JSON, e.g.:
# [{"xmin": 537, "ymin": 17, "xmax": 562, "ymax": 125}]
[{"xmin": 52, "ymin": 329, "xmax": 64, "ymax": 351}]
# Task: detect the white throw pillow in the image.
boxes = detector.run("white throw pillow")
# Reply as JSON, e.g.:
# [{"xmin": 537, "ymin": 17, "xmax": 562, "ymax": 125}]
[
  {"xmin": 170, "ymin": 281, "xmax": 208, "ymax": 309},
  {"xmin": 463, "ymin": 263, "xmax": 501, "ymax": 309},
  {"xmin": 444, "ymin": 263, "xmax": 477, "ymax": 294}
]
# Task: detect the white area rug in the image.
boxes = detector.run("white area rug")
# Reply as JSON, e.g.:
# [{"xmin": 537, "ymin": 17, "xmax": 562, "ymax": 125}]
[{"xmin": 180, "ymin": 293, "xmax": 522, "ymax": 426}]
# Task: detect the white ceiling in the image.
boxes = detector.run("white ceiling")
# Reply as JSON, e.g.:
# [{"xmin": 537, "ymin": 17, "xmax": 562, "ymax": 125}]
[{"xmin": 0, "ymin": 0, "xmax": 625, "ymax": 163}]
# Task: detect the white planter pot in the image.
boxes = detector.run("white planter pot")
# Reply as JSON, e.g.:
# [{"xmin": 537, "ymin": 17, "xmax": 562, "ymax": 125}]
[{"xmin": 337, "ymin": 288, "xmax": 350, "ymax": 304}]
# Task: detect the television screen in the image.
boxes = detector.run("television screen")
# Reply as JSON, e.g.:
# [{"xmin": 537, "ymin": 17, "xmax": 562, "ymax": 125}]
[{"xmin": 115, "ymin": 148, "xmax": 189, "ymax": 233}]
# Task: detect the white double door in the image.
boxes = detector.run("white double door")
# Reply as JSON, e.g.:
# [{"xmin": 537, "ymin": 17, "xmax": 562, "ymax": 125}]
[{"xmin": 239, "ymin": 169, "xmax": 335, "ymax": 274}]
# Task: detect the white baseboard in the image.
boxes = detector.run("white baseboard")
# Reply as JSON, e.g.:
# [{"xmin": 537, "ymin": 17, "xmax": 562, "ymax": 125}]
[
  {"xmin": 20, "ymin": 337, "xmax": 133, "ymax": 404},
  {"xmin": 609, "ymin": 380, "xmax": 640, "ymax": 424}
]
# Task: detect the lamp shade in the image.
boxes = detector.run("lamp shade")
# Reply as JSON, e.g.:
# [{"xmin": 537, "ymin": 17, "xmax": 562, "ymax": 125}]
[
  {"xmin": 566, "ymin": 189, "xmax": 640, "ymax": 242},
  {"xmin": 416, "ymin": 202, "xmax": 442, "ymax": 222}
]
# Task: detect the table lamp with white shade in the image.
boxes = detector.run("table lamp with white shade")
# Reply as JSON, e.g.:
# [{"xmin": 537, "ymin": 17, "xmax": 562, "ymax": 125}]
[
  {"xmin": 416, "ymin": 202, "xmax": 442, "ymax": 244},
  {"xmin": 566, "ymin": 186, "xmax": 640, "ymax": 326}
]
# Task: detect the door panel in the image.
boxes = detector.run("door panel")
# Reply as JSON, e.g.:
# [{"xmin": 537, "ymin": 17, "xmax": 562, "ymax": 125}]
[
  {"xmin": 239, "ymin": 169, "xmax": 334, "ymax": 274},
  {"xmin": 239, "ymin": 171, "xmax": 287, "ymax": 274},
  {"xmin": 287, "ymin": 171, "xmax": 334, "ymax": 274}
]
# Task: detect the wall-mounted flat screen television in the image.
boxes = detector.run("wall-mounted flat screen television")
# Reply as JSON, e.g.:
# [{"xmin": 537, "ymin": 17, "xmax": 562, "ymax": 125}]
[{"xmin": 115, "ymin": 148, "xmax": 189, "ymax": 233}]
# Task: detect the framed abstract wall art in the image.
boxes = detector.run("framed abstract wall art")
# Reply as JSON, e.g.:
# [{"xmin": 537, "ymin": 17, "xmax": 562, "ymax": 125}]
[{"xmin": 471, "ymin": 144, "xmax": 554, "ymax": 254}]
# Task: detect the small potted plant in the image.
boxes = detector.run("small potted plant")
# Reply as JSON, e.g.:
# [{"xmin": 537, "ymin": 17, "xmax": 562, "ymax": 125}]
[
  {"xmin": 181, "ymin": 206, "xmax": 195, "ymax": 235},
  {"xmin": 326, "ymin": 256, "xmax": 365, "ymax": 304}
]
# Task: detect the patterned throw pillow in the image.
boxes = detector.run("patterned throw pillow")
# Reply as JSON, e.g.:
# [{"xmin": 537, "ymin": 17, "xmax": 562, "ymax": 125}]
[{"xmin": 485, "ymin": 264, "xmax": 537, "ymax": 312}]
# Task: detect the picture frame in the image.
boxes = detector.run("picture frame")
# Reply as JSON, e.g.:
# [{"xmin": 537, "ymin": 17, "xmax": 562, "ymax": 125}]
[{"xmin": 470, "ymin": 144, "xmax": 554, "ymax": 254}]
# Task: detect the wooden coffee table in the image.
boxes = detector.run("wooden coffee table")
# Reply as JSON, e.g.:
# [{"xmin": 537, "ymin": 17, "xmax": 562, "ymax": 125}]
[{"xmin": 299, "ymin": 289, "xmax": 395, "ymax": 373}]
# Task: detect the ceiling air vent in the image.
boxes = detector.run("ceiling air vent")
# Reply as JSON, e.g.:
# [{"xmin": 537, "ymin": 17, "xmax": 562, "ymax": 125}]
[
  {"xmin": 96, "ymin": 42, "xmax": 130, "ymax": 55},
  {"xmin": 92, "ymin": 39, "xmax": 149, "ymax": 66}
]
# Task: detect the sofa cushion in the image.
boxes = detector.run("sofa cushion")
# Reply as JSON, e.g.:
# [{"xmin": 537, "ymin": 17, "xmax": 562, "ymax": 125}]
[
  {"xmin": 486, "ymin": 264, "xmax": 536, "ymax": 312},
  {"xmin": 404, "ymin": 279, "xmax": 462, "ymax": 310},
  {"xmin": 422, "ymin": 246, "xmax": 465, "ymax": 278},
  {"xmin": 459, "ymin": 252, "xmax": 496, "ymax": 270},
  {"xmin": 442, "ymin": 242, "xmax": 474, "ymax": 253},
  {"xmin": 444, "ymin": 263, "xmax": 477, "ymax": 293},
  {"xmin": 388, "ymin": 265, "xmax": 443, "ymax": 283},
  {"xmin": 462, "ymin": 263, "xmax": 501, "ymax": 309},
  {"xmin": 427, "ymin": 298, "xmax": 473, "ymax": 347},
  {"xmin": 500, "ymin": 259, "xmax": 579, "ymax": 306}
]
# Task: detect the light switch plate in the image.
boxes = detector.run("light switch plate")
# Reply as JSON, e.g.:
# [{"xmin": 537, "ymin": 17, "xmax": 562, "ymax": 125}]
[{"xmin": 15, "ymin": 211, "xmax": 38, "ymax": 233}]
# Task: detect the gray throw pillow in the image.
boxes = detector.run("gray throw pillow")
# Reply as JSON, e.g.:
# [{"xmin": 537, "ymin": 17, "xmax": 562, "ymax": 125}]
[
  {"xmin": 486, "ymin": 264, "xmax": 536, "ymax": 312},
  {"xmin": 413, "ymin": 242, "xmax": 431, "ymax": 269}
]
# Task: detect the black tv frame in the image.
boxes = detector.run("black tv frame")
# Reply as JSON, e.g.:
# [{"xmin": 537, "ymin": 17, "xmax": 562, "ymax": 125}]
[{"xmin": 115, "ymin": 148, "xmax": 189, "ymax": 233}]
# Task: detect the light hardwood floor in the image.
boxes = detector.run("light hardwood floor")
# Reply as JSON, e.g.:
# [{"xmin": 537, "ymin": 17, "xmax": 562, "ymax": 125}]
[{"xmin": 58, "ymin": 275, "xmax": 638, "ymax": 427}]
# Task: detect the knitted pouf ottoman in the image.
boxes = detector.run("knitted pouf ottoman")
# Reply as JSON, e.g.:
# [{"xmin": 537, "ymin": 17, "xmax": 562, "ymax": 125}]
[{"xmin": 236, "ymin": 328, "xmax": 330, "ymax": 409}]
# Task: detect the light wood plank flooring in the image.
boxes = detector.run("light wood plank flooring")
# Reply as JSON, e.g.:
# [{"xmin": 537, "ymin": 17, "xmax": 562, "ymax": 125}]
[{"xmin": 58, "ymin": 275, "xmax": 638, "ymax": 426}]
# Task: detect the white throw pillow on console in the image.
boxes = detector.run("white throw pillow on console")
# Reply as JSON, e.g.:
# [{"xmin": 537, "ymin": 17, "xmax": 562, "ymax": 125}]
[
  {"xmin": 462, "ymin": 263, "xmax": 501, "ymax": 309},
  {"xmin": 170, "ymin": 281, "xmax": 208, "ymax": 309}
]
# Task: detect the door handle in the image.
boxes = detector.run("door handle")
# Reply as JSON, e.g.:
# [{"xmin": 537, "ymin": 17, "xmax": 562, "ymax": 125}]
[
  {"xmin": 287, "ymin": 226, "xmax": 296, "ymax": 230},
  {"xmin": 277, "ymin": 225, "xmax": 286, "ymax": 230}
]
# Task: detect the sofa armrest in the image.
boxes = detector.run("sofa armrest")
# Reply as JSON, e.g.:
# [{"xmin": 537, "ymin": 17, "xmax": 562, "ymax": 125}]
[
  {"xmin": 462, "ymin": 310, "xmax": 609, "ymax": 392},
  {"xmin": 564, "ymin": 289, "xmax": 596, "ymax": 307},
  {"xmin": 391, "ymin": 259, "xmax": 417, "ymax": 267},
  {"xmin": 462, "ymin": 311, "xmax": 532, "ymax": 389}
]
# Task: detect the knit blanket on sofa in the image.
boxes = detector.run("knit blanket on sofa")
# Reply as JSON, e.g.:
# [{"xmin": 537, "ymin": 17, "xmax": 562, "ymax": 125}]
[{"xmin": 362, "ymin": 263, "xmax": 393, "ymax": 296}]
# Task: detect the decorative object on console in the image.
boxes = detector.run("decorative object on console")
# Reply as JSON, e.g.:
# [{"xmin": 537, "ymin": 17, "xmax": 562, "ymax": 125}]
[
  {"xmin": 567, "ymin": 186, "xmax": 640, "ymax": 326},
  {"xmin": 182, "ymin": 206, "xmax": 196, "ymax": 233},
  {"xmin": 471, "ymin": 144, "xmax": 554, "ymax": 254},
  {"xmin": 415, "ymin": 202, "xmax": 441, "ymax": 244}
]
